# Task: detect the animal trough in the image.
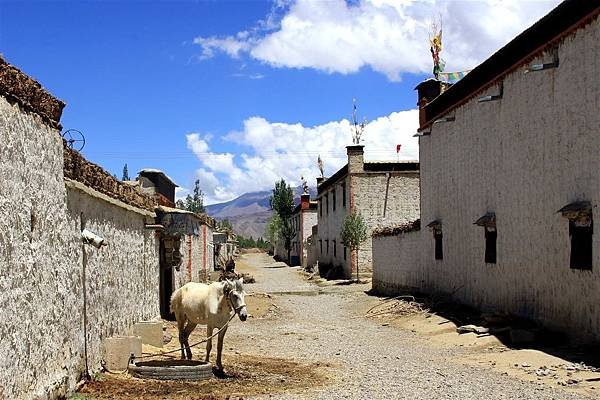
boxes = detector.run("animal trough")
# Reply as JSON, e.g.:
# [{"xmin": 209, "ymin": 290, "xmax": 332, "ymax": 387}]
[{"xmin": 128, "ymin": 359, "xmax": 213, "ymax": 381}]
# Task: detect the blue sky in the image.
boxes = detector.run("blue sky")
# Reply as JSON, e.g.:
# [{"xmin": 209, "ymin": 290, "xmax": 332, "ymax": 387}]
[{"xmin": 0, "ymin": 0, "xmax": 560, "ymax": 204}]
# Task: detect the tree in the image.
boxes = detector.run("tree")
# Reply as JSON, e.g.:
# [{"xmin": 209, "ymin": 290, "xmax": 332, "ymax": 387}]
[
  {"xmin": 270, "ymin": 179, "xmax": 296, "ymax": 263},
  {"xmin": 175, "ymin": 199, "xmax": 185, "ymax": 209},
  {"xmin": 266, "ymin": 215, "xmax": 282, "ymax": 245},
  {"xmin": 340, "ymin": 211, "xmax": 368, "ymax": 282},
  {"xmin": 122, "ymin": 163, "xmax": 130, "ymax": 181},
  {"xmin": 218, "ymin": 218, "xmax": 233, "ymax": 232},
  {"xmin": 182, "ymin": 179, "xmax": 205, "ymax": 214}
]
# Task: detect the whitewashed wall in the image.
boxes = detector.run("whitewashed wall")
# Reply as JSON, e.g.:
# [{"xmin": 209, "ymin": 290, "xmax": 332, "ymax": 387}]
[
  {"xmin": 176, "ymin": 224, "xmax": 214, "ymax": 287},
  {"xmin": 0, "ymin": 96, "xmax": 82, "ymax": 399},
  {"xmin": 372, "ymin": 231, "xmax": 423, "ymax": 295},
  {"xmin": 0, "ymin": 92, "xmax": 161, "ymax": 399},
  {"xmin": 375, "ymin": 16, "xmax": 600, "ymax": 341}
]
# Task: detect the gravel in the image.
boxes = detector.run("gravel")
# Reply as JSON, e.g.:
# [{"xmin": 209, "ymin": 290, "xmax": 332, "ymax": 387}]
[{"xmin": 229, "ymin": 253, "xmax": 592, "ymax": 400}]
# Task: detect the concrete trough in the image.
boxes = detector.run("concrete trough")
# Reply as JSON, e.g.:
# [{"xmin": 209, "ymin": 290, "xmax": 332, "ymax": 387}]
[{"xmin": 128, "ymin": 359, "xmax": 213, "ymax": 381}]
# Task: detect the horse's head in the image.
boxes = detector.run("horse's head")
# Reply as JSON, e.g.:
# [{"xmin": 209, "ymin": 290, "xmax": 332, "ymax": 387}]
[{"xmin": 224, "ymin": 278, "xmax": 247, "ymax": 321}]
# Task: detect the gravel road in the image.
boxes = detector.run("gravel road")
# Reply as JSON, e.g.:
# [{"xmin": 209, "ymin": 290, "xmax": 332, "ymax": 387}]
[{"xmin": 228, "ymin": 252, "xmax": 593, "ymax": 400}]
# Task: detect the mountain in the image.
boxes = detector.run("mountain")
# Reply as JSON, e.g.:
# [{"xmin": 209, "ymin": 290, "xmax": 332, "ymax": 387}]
[{"xmin": 205, "ymin": 186, "xmax": 317, "ymax": 239}]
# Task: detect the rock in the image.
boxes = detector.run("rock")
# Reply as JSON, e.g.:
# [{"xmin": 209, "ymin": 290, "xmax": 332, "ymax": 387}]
[{"xmin": 456, "ymin": 324, "xmax": 489, "ymax": 334}]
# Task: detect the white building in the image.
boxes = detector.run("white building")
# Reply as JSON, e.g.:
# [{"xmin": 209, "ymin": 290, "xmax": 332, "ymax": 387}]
[
  {"xmin": 373, "ymin": 0, "xmax": 600, "ymax": 341},
  {"xmin": 316, "ymin": 145, "xmax": 420, "ymax": 278}
]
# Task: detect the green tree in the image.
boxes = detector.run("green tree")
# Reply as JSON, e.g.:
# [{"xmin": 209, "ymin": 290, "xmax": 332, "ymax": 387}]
[
  {"xmin": 340, "ymin": 211, "xmax": 368, "ymax": 282},
  {"xmin": 122, "ymin": 163, "xmax": 130, "ymax": 181},
  {"xmin": 266, "ymin": 215, "xmax": 282, "ymax": 246},
  {"xmin": 270, "ymin": 179, "xmax": 296, "ymax": 263},
  {"xmin": 183, "ymin": 179, "xmax": 205, "ymax": 214},
  {"xmin": 218, "ymin": 218, "xmax": 233, "ymax": 232}
]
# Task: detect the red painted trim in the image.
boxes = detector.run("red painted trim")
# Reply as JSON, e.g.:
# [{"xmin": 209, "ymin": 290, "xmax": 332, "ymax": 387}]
[
  {"xmin": 202, "ymin": 225, "xmax": 207, "ymax": 281},
  {"xmin": 187, "ymin": 236, "xmax": 192, "ymax": 282}
]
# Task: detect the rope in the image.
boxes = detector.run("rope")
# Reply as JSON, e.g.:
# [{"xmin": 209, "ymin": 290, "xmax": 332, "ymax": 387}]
[
  {"xmin": 101, "ymin": 312, "xmax": 237, "ymax": 374},
  {"xmin": 132, "ymin": 311, "xmax": 237, "ymax": 361}
]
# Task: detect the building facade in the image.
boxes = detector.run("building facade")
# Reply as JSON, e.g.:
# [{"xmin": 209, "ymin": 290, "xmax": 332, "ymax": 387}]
[
  {"xmin": 372, "ymin": 0, "xmax": 600, "ymax": 341},
  {"xmin": 316, "ymin": 145, "xmax": 420, "ymax": 278},
  {"xmin": 288, "ymin": 194, "xmax": 318, "ymax": 266}
]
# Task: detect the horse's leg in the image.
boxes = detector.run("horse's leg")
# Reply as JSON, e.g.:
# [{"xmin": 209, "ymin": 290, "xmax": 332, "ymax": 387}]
[
  {"xmin": 183, "ymin": 322, "xmax": 197, "ymax": 360},
  {"xmin": 205, "ymin": 325, "xmax": 214, "ymax": 364},
  {"xmin": 215, "ymin": 325, "xmax": 228, "ymax": 371},
  {"xmin": 177, "ymin": 315, "xmax": 187, "ymax": 359}
]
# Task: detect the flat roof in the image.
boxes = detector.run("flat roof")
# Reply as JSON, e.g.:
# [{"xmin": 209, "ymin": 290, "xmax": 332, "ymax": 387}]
[
  {"xmin": 422, "ymin": 0, "xmax": 600, "ymax": 128},
  {"xmin": 138, "ymin": 168, "xmax": 179, "ymax": 187}
]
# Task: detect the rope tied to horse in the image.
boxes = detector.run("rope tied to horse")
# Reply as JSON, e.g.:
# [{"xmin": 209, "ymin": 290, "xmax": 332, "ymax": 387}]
[{"xmin": 129, "ymin": 311, "xmax": 237, "ymax": 363}]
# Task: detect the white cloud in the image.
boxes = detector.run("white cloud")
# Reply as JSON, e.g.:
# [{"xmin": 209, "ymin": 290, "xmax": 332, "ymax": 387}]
[
  {"xmin": 194, "ymin": 0, "xmax": 561, "ymax": 81},
  {"xmin": 188, "ymin": 109, "xmax": 419, "ymax": 204}
]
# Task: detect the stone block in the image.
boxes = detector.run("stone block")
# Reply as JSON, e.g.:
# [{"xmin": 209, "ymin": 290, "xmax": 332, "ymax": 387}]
[
  {"xmin": 133, "ymin": 321, "xmax": 164, "ymax": 348},
  {"xmin": 103, "ymin": 336, "xmax": 142, "ymax": 372}
]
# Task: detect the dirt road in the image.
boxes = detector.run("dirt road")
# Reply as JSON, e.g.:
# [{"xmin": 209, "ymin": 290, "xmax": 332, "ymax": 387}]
[{"xmin": 79, "ymin": 252, "xmax": 596, "ymax": 399}]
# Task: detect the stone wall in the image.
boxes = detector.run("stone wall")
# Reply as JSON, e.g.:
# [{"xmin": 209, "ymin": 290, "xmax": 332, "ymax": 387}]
[
  {"xmin": 176, "ymin": 224, "xmax": 214, "ymax": 287},
  {"xmin": 65, "ymin": 183, "xmax": 160, "ymax": 371},
  {"xmin": 0, "ymin": 94, "xmax": 82, "ymax": 400},
  {"xmin": 353, "ymin": 172, "xmax": 420, "ymax": 273},
  {"xmin": 0, "ymin": 59, "xmax": 162, "ymax": 398}
]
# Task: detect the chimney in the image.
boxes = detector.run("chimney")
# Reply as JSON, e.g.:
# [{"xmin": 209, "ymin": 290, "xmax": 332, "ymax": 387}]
[
  {"xmin": 346, "ymin": 145, "xmax": 364, "ymax": 174},
  {"xmin": 300, "ymin": 194, "xmax": 310, "ymax": 210},
  {"xmin": 414, "ymin": 79, "xmax": 446, "ymax": 129},
  {"xmin": 316, "ymin": 177, "xmax": 325, "ymax": 187}
]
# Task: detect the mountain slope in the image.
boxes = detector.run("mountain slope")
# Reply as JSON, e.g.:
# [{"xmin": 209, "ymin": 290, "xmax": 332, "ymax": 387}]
[{"xmin": 205, "ymin": 186, "xmax": 316, "ymax": 238}]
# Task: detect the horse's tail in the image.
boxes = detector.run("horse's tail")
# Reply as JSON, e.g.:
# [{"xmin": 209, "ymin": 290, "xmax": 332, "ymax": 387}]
[{"xmin": 170, "ymin": 287, "xmax": 182, "ymax": 314}]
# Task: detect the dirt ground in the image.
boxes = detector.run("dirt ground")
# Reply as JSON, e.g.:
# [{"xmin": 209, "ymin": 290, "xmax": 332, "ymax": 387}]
[{"xmin": 74, "ymin": 253, "xmax": 600, "ymax": 399}]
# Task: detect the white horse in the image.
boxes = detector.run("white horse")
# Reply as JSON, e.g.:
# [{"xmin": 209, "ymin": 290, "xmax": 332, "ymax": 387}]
[{"xmin": 170, "ymin": 278, "xmax": 247, "ymax": 370}]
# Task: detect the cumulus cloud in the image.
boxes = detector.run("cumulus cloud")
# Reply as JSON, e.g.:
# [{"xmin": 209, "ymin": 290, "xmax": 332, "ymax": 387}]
[
  {"xmin": 187, "ymin": 109, "xmax": 419, "ymax": 204},
  {"xmin": 194, "ymin": 0, "xmax": 561, "ymax": 80}
]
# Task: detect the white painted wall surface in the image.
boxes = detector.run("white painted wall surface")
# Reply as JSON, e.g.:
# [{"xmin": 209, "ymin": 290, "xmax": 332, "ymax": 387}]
[{"xmin": 374, "ymin": 17, "xmax": 600, "ymax": 341}]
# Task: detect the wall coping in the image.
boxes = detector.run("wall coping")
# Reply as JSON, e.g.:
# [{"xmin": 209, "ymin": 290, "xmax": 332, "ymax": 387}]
[
  {"xmin": 0, "ymin": 56, "xmax": 65, "ymax": 129},
  {"xmin": 65, "ymin": 178, "xmax": 156, "ymax": 218}
]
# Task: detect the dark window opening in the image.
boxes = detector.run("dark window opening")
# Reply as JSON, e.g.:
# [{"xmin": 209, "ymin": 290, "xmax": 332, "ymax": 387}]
[
  {"xmin": 344, "ymin": 246, "xmax": 347, "ymax": 261},
  {"xmin": 333, "ymin": 189, "xmax": 336, "ymax": 212},
  {"xmin": 326, "ymin": 239, "xmax": 329, "ymax": 254},
  {"xmin": 333, "ymin": 240, "xmax": 337, "ymax": 257},
  {"xmin": 485, "ymin": 228, "xmax": 497, "ymax": 264},
  {"xmin": 434, "ymin": 231, "xmax": 443, "ymax": 260},
  {"xmin": 342, "ymin": 182, "xmax": 346, "ymax": 208},
  {"xmin": 570, "ymin": 220, "xmax": 593, "ymax": 270}
]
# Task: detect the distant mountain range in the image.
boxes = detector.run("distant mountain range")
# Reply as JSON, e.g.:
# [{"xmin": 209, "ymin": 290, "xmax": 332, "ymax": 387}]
[{"xmin": 205, "ymin": 186, "xmax": 316, "ymax": 239}]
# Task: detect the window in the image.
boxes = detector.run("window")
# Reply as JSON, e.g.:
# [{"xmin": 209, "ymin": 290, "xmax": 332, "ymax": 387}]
[
  {"xmin": 570, "ymin": 219, "xmax": 593, "ymax": 270},
  {"xmin": 326, "ymin": 239, "xmax": 329, "ymax": 254},
  {"xmin": 332, "ymin": 189, "xmax": 336, "ymax": 212},
  {"xmin": 342, "ymin": 182, "xmax": 346, "ymax": 208},
  {"xmin": 558, "ymin": 201, "xmax": 593, "ymax": 270},
  {"xmin": 427, "ymin": 220, "xmax": 442, "ymax": 260},
  {"xmin": 333, "ymin": 240, "xmax": 337, "ymax": 257},
  {"xmin": 344, "ymin": 246, "xmax": 347, "ymax": 261},
  {"xmin": 434, "ymin": 231, "xmax": 443, "ymax": 260},
  {"xmin": 484, "ymin": 228, "xmax": 497, "ymax": 264},
  {"xmin": 474, "ymin": 213, "xmax": 496, "ymax": 264}
]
